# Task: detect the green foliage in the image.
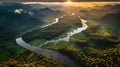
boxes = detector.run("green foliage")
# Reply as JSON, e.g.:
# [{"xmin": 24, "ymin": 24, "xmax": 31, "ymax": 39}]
[
  {"xmin": 1, "ymin": 3, "xmax": 120, "ymax": 67},
  {"xmin": 0, "ymin": 40, "xmax": 26, "ymax": 62},
  {"xmin": 0, "ymin": 50, "xmax": 66, "ymax": 67},
  {"xmin": 0, "ymin": 48, "xmax": 13, "ymax": 62},
  {"xmin": 29, "ymin": 39, "xmax": 46, "ymax": 46},
  {"xmin": 43, "ymin": 42, "xmax": 75, "ymax": 50},
  {"xmin": 41, "ymin": 18, "xmax": 120, "ymax": 67}
]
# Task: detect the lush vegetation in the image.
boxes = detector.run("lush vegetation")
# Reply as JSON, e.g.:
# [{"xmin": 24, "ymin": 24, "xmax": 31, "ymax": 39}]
[
  {"xmin": 0, "ymin": 40, "xmax": 26, "ymax": 62},
  {"xmin": 23, "ymin": 15, "xmax": 82, "ymax": 45},
  {"xmin": 42, "ymin": 22, "xmax": 120, "ymax": 66},
  {"xmin": 41, "ymin": 15, "xmax": 120, "ymax": 66},
  {"xmin": 0, "ymin": 3, "xmax": 64, "ymax": 65},
  {"xmin": 0, "ymin": 3, "xmax": 120, "ymax": 67},
  {"xmin": 0, "ymin": 50, "xmax": 66, "ymax": 67},
  {"xmin": 0, "ymin": 3, "xmax": 43, "ymax": 62}
]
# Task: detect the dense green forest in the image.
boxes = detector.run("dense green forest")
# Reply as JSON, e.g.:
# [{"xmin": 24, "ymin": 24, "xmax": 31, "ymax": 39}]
[
  {"xmin": 22, "ymin": 4, "xmax": 120, "ymax": 67},
  {"xmin": 0, "ymin": 3, "xmax": 120, "ymax": 67},
  {"xmin": 0, "ymin": 50, "xmax": 66, "ymax": 67},
  {"xmin": 0, "ymin": 3, "xmax": 64, "ymax": 64}
]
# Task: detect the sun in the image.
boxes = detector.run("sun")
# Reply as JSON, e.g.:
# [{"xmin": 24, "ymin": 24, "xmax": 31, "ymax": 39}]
[
  {"xmin": 65, "ymin": 0, "xmax": 72, "ymax": 4},
  {"xmin": 67, "ymin": 0, "xmax": 71, "ymax": 4}
]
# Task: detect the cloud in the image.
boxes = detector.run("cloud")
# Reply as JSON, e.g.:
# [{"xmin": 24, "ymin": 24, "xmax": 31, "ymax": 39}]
[
  {"xmin": 14, "ymin": 9, "xmax": 23, "ymax": 14},
  {"xmin": 28, "ymin": 11, "xmax": 34, "ymax": 15}
]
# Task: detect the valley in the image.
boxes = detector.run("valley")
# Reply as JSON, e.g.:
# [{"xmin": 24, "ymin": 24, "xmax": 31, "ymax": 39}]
[{"xmin": 0, "ymin": 2, "xmax": 120, "ymax": 67}]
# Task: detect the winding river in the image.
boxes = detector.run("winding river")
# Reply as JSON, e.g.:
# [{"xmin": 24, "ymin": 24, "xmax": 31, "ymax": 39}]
[
  {"xmin": 39, "ymin": 16, "xmax": 88, "ymax": 47},
  {"xmin": 16, "ymin": 13, "xmax": 88, "ymax": 67}
]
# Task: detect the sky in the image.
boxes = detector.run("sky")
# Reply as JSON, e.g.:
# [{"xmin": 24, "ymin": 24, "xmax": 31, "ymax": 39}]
[{"xmin": 0, "ymin": 0, "xmax": 120, "ymax": 2}]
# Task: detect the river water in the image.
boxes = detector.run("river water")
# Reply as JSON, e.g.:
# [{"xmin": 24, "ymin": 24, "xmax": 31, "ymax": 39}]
[
  {"xmin": 16, "ymin": 13, "xmax": 88, "ymax": 67},
  {"xmin": 39, "ymin": 15, "xmax": 88, "ymax": 47}
]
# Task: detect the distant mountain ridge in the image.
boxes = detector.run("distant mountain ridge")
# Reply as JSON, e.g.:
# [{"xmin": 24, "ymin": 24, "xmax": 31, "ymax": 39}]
[
  {"xmin": 0, "ymin": 3, "xmax": 43, "ymax": 39},
  {"xmin": 0, "ymin": 3, "xmax": 64, "ymax": 39},
  {"xmin": 100, "ymin": 11, "xmax": 120, "ymax": 31}
]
